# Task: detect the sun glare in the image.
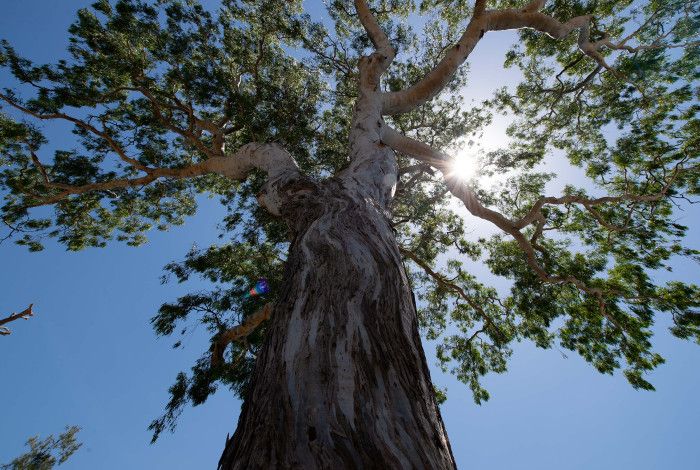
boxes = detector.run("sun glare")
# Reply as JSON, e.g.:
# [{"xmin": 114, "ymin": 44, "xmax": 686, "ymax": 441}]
[{"xmin": 450, "ymin": 152, "xmax": 477, "ymax": 181}]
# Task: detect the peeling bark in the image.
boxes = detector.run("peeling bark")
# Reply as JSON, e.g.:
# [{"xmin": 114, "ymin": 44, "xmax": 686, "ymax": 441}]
[{"xmin": 218, "ymin": 178, "xmax": 455, "ymax": 470}]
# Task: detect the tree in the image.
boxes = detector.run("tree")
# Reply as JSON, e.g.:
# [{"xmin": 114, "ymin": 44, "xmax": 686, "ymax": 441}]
[
  {"xmin": 2, "ymin": 426, "xmax": 81, "ymax": 470},
  {"xmin": 1, "ymin": 0, "xmax": 698, "ymax": 468}
]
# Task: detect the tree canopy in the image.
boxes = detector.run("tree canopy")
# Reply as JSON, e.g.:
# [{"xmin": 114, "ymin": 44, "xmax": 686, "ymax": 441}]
[{"xmin": 1, "ymin": 0, "xmax": 698, "ymax": 442}]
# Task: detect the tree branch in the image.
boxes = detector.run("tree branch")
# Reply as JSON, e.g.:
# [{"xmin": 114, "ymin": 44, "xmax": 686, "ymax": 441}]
[
  {"xmin": 382, "ymin": 1, "xmax": 695, "ymax": 115},
  {"xmin": 513, "ymin": 166, "xmax": 685, "ymax": 230},
  {"xmin": 381, "ymin": 9, "xmax": 487, "ymax": 114},
  {"xmin": 473, "ymin": 0, "xmax": 488, "ymax": 18},
  {"xmin": 354, "ymin": 0, "xmax": 395, "ymax": 62},
  {"xmin": 210, "ymin": 303, "xmax": 273, "ymax": 367},
  {"xmin": 353, "ymin": 0, "xmax": 396, "ymax": 88},
  {"xmin": 24, "ymin": 142, "xmax": 301, "ymax": 217},
  {"xmin": 0, "ymin": 304, "xmax": 34, "ymax": 336},
  {"xmin": 400, "ymin": 248, "xmax": 507, "ymax": 342},
  {"xmin": 0, "ymin": 92, "xmax": 151, "ymax": 173},
  {"xmin": 381, "ymin": 126, "xmax": 639, "ymax": 331},
  {"xmin": 385, "ymin": 128, "xmax": 695, "ymax": 333},
  {"xmin": 381, "ymin": 4, "xmax": 596, "ymax": 114},
  {"xmin": 131, "ymin": 85, "xmax": 222, "ymax": 157},
  {"xmin": 381, "ymin": 126, "xmax": 514, "ymax": 227}
]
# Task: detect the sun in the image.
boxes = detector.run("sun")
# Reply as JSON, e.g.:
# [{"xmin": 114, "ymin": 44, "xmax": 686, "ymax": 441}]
[{"xmin": 449, "ymin": 151, "xmax": 478, "ymax": 181}]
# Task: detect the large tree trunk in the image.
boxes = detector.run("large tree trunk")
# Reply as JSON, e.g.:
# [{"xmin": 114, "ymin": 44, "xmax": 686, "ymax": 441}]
[{"xmin": 218, "ymin": 178, "xmax": 456, "ymax": 469}]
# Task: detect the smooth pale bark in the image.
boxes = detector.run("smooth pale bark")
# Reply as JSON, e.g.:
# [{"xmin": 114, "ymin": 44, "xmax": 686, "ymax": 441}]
[{"xmin": 218, "ymin": 176, "xmax": 455, "ymax": 469}]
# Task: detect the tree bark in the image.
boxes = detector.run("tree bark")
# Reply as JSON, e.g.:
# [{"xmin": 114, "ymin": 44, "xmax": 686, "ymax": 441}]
[{"xmin": 218, "ymin": 177, "xmax": 456, "ymax": 469}]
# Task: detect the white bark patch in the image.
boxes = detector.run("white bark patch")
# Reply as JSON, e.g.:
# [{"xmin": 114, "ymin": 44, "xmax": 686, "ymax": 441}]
[
  {"xmin": 204, "ymin": 143, "xmax": 301, "ymax": 216},
  {"xmin": 282, "ymin": 291, "xmax": 308, "ymax": 414}
]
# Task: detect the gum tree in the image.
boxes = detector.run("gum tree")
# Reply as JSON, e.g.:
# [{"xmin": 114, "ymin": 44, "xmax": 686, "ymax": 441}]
[{"xmin": 1, "ymin": 0, "xmax": 698, "ymax": 468}]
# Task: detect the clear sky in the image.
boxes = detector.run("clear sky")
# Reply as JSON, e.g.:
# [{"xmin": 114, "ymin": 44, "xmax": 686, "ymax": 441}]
[{"xmin": 1, "ymin": 1, "xmax": 699, "ymax": 469}]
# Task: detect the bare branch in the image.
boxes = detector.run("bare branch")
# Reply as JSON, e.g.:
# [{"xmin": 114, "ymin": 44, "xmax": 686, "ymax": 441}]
[
  {"xmin": 381, "ymin": 126, "xmax": 514, "ymax": 228},
  {"xmin": 381, "ymin": 6, "xmax": 598, "ymax": 114},
  {"xmin": 26, "ymin": 168, "xmax": 185, "ymax": 208},
  {"xmin": 28, "ymin": 147, "xmax": 71, "ymax": 190},
  {"xmin": 473, "ymin": 0, "xmax": 488, "ymax": 19},
  {"xmin": 211, "ymin": 303, "xmax": 273, "ymax": 367},
  {"xmin": 380, "ymin": 0, "xmax": 510, "ymax": 114},
  {"xmin": 523, "ymin": 0, "xmax": 546, "ymax": 13},
  {"xmin": 513, "ymin": 170, "xmax": 684, "ymax": 230},
  {"xmin": 0, "ymin": 304, "xmax": 34, "ymax": 336},
  {"xmin": 353, "ymin": 0, "xmax": 396, "ymax": 89}
]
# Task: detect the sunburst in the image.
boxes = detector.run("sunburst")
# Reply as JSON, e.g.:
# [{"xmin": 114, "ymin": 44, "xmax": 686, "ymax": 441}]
[{"xmin": 449, "ymin": 151, "xmax": 478, "ymax": 181}]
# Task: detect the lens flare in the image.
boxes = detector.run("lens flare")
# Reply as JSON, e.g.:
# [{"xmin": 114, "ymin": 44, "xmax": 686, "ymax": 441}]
[{"xmin": 245, "ymin": 278, "xmax": 270, "ymax": 298}]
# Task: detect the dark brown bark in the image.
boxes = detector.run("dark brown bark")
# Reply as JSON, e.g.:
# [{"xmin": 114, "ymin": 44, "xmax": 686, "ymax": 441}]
[{"xmin": 218, "ymin": 178, "xmax": 456, "ymax": 469}]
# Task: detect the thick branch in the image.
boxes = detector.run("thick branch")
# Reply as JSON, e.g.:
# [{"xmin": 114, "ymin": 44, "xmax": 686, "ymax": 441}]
[
  {"xmin": 25, "ymin": 142, "xmax": 301, "ymax": 216},
  {"xmin": 26, "ymin": 162, "xmax": 208, "ymax": 208},
  {"xmin": 381, "ymin": 10, "xmax": 487, "ymax": 114},
  {"xmin": 514, "ymin": 192, "xmax": 670, "ymax": 230},
  {"xmin": 381, "ymin": 126, "xmax": 513, "ymax": 228},
  {"xmin": 513, "ymin": 160, "xmax": 693, "ymax": 230},
  {"xmin": 210, "ymin": 303, "xmax": 273, "ymax": 367},
  {"xmin": 485, "ymin": 8, "xmax": 608, "ymax": 68},
  {"xmin": 353, "ymin": 0, "xmax": 396, "ymax": 88},
  {"xmin": 354, "ymin": 0, "xmax": 395, "ymax": 62},
  {"xmin": 0, "ymin": 304, "xmax": 34, "ymax": 336},
  {"xmin": 382, "ymin": 6, "xmax": 596, "ymax": 114},
  {"xmin": 473, "ymin": 0, "xmax": 488, "ymax": 18},
  {"xmin": 382, "ymin": 1, "xmax": 691, "ymax": 115}
]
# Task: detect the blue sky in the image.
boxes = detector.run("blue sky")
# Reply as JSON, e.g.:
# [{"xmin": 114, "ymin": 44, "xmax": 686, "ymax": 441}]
[{"xmin": 1, "ymin": 1, "xmax": 699, "ymax": 469}]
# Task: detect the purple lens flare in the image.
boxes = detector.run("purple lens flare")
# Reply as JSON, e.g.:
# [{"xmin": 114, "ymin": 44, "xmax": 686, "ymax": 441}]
[{"xmin": 246, "ymin": 278, "xmax": 270, "ymax": 298}]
